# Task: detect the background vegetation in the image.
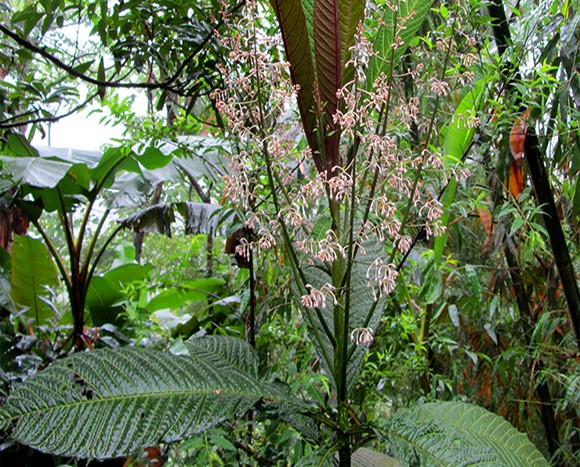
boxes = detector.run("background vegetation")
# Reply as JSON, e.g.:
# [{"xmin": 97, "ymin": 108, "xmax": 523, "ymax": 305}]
[{"xmin": 0, "ymin": 0, "xmax": 578, "ymax": 465}]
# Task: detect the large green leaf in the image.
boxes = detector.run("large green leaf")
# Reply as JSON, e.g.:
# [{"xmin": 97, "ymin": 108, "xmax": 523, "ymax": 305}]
[
  {"xmin": 382, "ymin": 402, "xmax": 549, "ymax": 466},
  {"xmin": 0, "ymin": 156, "xmax": 72, "ymax": 189},
  {"xmin": 10, "ymin": 235, "xmax": 59, "ymax": 324},
  {"xmin": 345, "ymin": 232, "xmax": 387, "ymax": 393},
  {"xmin": 86, "ymin": 276, "xmax": 125, "ymax": 326},
  {"xmin": 0, "ymin": 336, "xmax": 268, "ymax": 459},
  {"xmin": 366, "ymin": 0, "xmax": 434, "ymax": 89},
  {"xmin": 295, "ymin": 231, "xmax": 386, "ymax": 394}
]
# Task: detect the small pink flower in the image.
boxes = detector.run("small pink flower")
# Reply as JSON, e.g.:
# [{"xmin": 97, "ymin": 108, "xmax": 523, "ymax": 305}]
[{"xmin": 350, "ymin": 327, "xmax": 374, "ymax": 346}]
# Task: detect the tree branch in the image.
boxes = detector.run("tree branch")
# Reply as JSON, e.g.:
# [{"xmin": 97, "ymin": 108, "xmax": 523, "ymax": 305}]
[
  {"xmin": 0, "ymin": 92, "xmax": 99, "ymax": 129},
  {"xmin": 0, "ymin": 0, "xmax": 246, "ymax": 93}
]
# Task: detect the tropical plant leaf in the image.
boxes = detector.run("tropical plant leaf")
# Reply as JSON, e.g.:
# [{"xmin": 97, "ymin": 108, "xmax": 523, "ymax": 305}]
[
  {"xmin": 339, "ymin": 0, "xmax": 365, "ymax": 84},
  {"xmin": 176, "ymin": 201, "xmax": 224, "ymax": 236},
  {"xmin": 0, "ymin": 156, "xmax": 72, "ymax": 189},
  {"xmin": 119, "ymin": 203, "xmax": 175, "ymax": 236},
  {"xmin": 367, "ymin": 0, "xmax": 434, "ymax": 89},
  {"xmin": 352, "ymin": 447, "xmax": 401, "ymax": 467},
  {"xmin": 85, "ymin": 276, "xmax": 125, "ymax": 326},
  {"xmin": 147, "ymin": 278, "xmax": 226, "ymax": 312},
  {"xmin": 301, "ymin": 0, "xmax": 315, "ymax": 60},
  {"xmin": 434, "ymin": 81, "xmax": 485, "ymax": 264},
  {"xmin": 270, "ymin": 0, "xmax": 321, "ymax": 170},
  {"xmin": 0, "ymin": 336, "xmax": 269, "ymax": 459},
  {"xmin": 6, "ymin": 133, "xmax": 38, "ymax": 157},
  {"xmin": 345, "ymin": 232, "xmax": 387, "ymax": 393},
  {"xmin": 294, "ymin": 231, "xmax": 386, "ymax": 394},
  {"xmin": 314, "ymin": 0, "xmax": 342, "ymax": 168},
  {"xmin": 10, "ymin": 235, "xmax": 59, "ymax": 324},
  {"xmin": 381, "ymin": 402, "xmax": 549, "ymax": 466}
]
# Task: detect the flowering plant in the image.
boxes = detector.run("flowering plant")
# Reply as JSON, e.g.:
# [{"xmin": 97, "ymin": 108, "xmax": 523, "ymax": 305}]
[{"xmin": 215, "ymin": 0, "xmax": 478, "ymax": 462}]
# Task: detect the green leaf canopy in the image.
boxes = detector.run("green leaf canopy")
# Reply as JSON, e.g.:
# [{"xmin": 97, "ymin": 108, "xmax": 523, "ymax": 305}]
[{"xmin": 0, "ymin": 336, "xmax": 268, "ymax": 459}]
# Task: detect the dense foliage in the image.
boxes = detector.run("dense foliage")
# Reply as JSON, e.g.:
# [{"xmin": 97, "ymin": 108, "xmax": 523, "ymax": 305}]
[{"xmin": 0, "ymin": 0, "xmax": 579, "ymax": 465}]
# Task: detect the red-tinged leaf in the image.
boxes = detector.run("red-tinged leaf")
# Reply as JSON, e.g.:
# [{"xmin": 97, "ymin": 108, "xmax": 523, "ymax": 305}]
[
  {"xmin": 339, "ymin": 0, "xmax": 365, "ymax": 84},
  {"xmin": 508, "ymin": 158, "xmax": 525, "ymax": 199},
  {"xmin": 477, "ymin": 207, "xmax": 494, "ymax": 254},
  {"xmin": 314, "ymin": 0, "xmax": 342, "ymax": 172},
  {"xmin": 270, "ymin": 0, "xmax": 322, "ymax": 171},
  {"xmin": 509, "ymin": 108, "xmax": 531, "ymax": 161}
]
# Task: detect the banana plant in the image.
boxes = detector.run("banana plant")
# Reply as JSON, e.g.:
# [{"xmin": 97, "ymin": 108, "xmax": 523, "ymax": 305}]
[{"xmin": 0, "ymin": 133, "xmax": 222, "ymax": 349}]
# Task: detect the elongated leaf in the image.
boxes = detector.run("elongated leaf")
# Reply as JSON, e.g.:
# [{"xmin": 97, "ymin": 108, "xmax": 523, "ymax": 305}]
[
  {"xmin": 367, "ymin": 0, "xmax": 434, "ymax": 89},
  {"xmin": 314, "ymin": 0, "xmax": 342, "ymax": 168},
  {"xmin": 339, "ymin": 0, "xmax": 365, "ymax": 84},
  {"xmin": 0, "ymin": 336, "xmax": 268, "ymax": 459},
  {"xmin": 382, "ymin": 402, "xmax": 549, "ymax": 466},
  {"xmin": 10, "ymin": 235, "xmax": 58, "ymax": 324},
  {"xmin": 434, "ymin": 81, "xmax": 485, "ymax": 264},
  {"xmin": 270, "ymin": 0, "xmax": 321, "ymax": 169},
  {"xmin": 295, "ymin": 231, "xmax": 386, "ymax": 394},
  {"xmin": 346, "ymin": 232, "xmax": 387, "ymax": 393}
]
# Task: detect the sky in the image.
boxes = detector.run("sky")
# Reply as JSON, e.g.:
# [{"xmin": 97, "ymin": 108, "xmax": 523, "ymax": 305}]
[{"xmin": 33, "ymin": 106, "xmax": 125, "ymax": 151}]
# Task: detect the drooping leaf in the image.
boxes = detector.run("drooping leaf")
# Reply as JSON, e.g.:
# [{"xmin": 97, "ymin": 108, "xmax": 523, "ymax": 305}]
[
  {"xmin": 10, "ymin": 235, "xmax": 59, "ymax": 324},
  {"xmin": 508, "ymin": 158, "xmax": 525, "ymax": 199},
  {"xmin": 270, "ymin": 0, "xmax": 321, "ymax": 170},
  {"xmin": 119, "ymin": 203, "xmax": 175, "ymax": 236},
  {"xmin": 381, "ymin": 402, "xmax": 549, "ymax": 466},
  {"xmin": 367, "ymin": 0, "xmax": 434, "ymax": 89},
  {"xmin": 0, "ymin": 156, "xmax": 72, "ymax": 189},
  {"xmin": 176, "ymin": 202, "xmax": 225, "ymax": 236},
  {"xmin": 509, "ymin": 109, "xmax": 531, "ymax": 162},
  {"xmin": 477, "ymin": 206, "xmax": 494, "ymax": 254},
  {"xmin": 0, "ymin": 336, "xmax": 269, "ymax": 459}
]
